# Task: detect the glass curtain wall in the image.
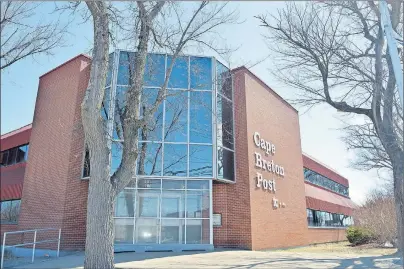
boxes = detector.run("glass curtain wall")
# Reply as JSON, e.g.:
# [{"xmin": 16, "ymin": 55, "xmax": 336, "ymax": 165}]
[{"xmin": 96, "ymin": 50, "xmax": 234, "ymax": 246}]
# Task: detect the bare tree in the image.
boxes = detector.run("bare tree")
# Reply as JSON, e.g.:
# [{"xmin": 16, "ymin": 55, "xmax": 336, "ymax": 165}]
[
  {"xmin": 83, "ymin": 1, "xmax": 237, "ymax": 268},
  {"xmin": 355, "ymin": 186, "xmax": 397, "ymax": 246},
  {"xmin": 256, "ymin": 1, "xmax": 403, "ymax": 259},
  {"xmin": 0, "ymin": 1, "xmax": 66, "ymax": 70}
]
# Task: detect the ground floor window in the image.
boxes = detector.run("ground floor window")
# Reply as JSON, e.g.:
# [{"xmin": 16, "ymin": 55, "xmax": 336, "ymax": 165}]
[
  {"xmin": 114, "ymin": 179, "xmax": 211, "ymax": 245},
  {"xmin": 0, "ymin": 199, "xmax": 21, "ymax": 224},
  {"xmin": 307, "ymin": 208, "xmax": 353, "ymax": 228}
]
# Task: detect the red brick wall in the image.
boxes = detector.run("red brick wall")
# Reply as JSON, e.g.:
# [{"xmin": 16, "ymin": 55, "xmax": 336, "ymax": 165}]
[
  {"xmin": 307, "ymin": 228, "xmax": 347, "ymax": 244},
  {"xmin": 212, "ymin": 68, "xmax": 252, "ymax": 249},
  {"xmin": 243, "ymin": 68, "xmax": 308, "ymax": 250},
  {"xmin": 18, "ymin": 55, "xmax": 91, "ymax": 250}
]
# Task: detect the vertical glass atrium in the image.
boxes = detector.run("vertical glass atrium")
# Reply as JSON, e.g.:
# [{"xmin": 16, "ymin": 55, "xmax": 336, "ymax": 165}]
[{"xmin": 91, "ymin": 50, "xmax": 235, "ymax": 248}]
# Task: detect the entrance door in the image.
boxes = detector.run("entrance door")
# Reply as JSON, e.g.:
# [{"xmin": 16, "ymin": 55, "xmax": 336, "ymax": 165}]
[{"xmin": 135, "ymin": 189, "xmax": 160, "ymax": 243}]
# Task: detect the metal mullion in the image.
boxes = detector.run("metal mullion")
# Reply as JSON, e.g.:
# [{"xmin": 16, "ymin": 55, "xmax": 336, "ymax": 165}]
[
  {"xmin": 209, "ymin": 178, "xmax": 213, "ymax": 245},
  {"xmin": 212, "ymin": 58, "xmax": 217, "ymax": 181},
  {"xmin": 108, "ymin": 50, "xmax": 120, "ymax": 174},
  {"xmin": 187, "ymin": 55, "xmax": 191, "ymax": 178},
  {"xmin": 159, "ymin": 179, "xmax": 163, "ymax": 244},
  {"xmin": 184, "ymin": 55, "xmax": 191, "ymax": 245},
  {"xmin": 133, "ymin": 186, "xmax": 137, "ymax": 244}
]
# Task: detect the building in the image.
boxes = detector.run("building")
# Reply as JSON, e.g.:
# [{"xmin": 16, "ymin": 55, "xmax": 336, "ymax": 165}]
[{"xmin": 0, "ymin": 51, "xmax": 356, "ymax": 252}]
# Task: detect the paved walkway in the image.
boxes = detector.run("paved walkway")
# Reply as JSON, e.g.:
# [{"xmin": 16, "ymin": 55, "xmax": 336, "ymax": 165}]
[{"xmin": 11, "ymin": 250, "xmax": 403, "ymax": 269}]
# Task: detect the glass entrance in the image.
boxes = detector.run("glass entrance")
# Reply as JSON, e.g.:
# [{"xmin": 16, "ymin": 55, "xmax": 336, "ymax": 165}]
[{"xmin": 114, "ymin": 179, "xmax": 211, "ymax": 246}]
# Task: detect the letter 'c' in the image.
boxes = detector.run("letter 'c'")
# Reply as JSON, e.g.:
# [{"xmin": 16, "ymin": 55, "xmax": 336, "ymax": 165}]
[{"xmin": 253, "ymin": 132, "xmax": 260, "ymax": 147}]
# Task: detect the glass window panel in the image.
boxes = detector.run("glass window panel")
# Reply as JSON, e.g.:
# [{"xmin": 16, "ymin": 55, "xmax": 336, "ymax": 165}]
[
  {"xmin": 217, "ymin": 147, "xmax": 235, "ymax": 181},
  {"xmin": 167, "ymin": 56, "xmax": 188, "ymax": 89},
  {"xmin": 189, "ymin": 145, "xmax": 213, "ymax": 177},
  {"xmin": 216, "ymin": 61, "xmax": 232, "ymax": 100},
  {"xmin": 115, "ymin": 189, "xmax": 135, "ymax": 217},
  {"xmin": 144, "ymin": 54, "xmax": 166, "ymax": 87},
  {"xmin": 113, "ymin": 86, "xmax": 128, "ymax": 140},
  {"xmin": 161, "ymin": 219, "xmax": 185, "ymax": 244},
  {"xmin": 190, "ymin": 91, "xmax": 212, "ymax": 143},
  {"xmin": 106, "ymin": 52, "xmax": 114, "ymax": 86},
  {"xmin": 190, "ymin": 57, "xmax": 212, "ymax": 90},
  {"xmin": 162, "ymin": 180, "xmax": 185, "ymax": 190},
  {"xmin": 137, "ymin": 179, "xmax": 161, "ymax": 189},
  {"xmin": 111, "ymin": 142, "xmax": 123, "ymax": 175},
  {"xmin": 82, "ymin": 148, "xmax": 90, "ymax": 178},
  {"xmin": 0, "ymin": 151, "xmax": 8, "ymax": 166},
  {"xmin": 163, "ymin": 144, "xmax": 187, "ymax": 177},
  {"xmin": 15, "ymin": 145, "xmax": 27, "ymax": 163},
  {"xmin": 186, "ymin": 190, "xmax": 210, "ymax": 218},
  {"xmin": 216, "ymin": 94, "xmax": 234, "ymax": 149},
  {"xmin": 161, "ymin": 190, "xmax": 185, "ymax": 218},
  {"xmin": 136, "ymin": 218, "xmax": 159, "ymax": 243},
  {"xmin": 10, "ymin": 200, "xmax": 20, "ymax": 222},
  {"xmin": 186, "ymin": 180, "xmax": 209, "ymax": 190},
  {"xmin": 136, "ymin": 190, "xmax": 160, "ymax": 218},
  {"xmin": 118, "ymin": 51, "xmax": 136, "ymax": 85},
  {"xmin": 6, "ymin": 148, "xmax": 17, "ymax": 166},
  {"xmin": 164, "ymin": 90, "xmax": 188, "ymax": 142},
  {"xmin": 102, "ymin": 87, "xmax": 111, "ymax": 121},
  {"xmin": 139, "ymin": 88, "xmax": 163, "ymax": 141},
  {"xmin": 0, "ymin": 201, "xmax": 11, "ymax": 223},
  {"xmin": 137, "ymin": 142, "xmax": 162, "ymax": 176},
  {"xmin": 186, "ymin": 219, "xmax": 210, "ymax": 244},
  {"xmin": 114, "ymin": 218, "xmax": 134, "ymax": 243}
]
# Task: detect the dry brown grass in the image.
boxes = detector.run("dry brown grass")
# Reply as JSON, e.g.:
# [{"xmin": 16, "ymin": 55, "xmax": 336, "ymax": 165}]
[{"xmin": 276, "ymin": 241, "xmax": 397, "ymax": 256}]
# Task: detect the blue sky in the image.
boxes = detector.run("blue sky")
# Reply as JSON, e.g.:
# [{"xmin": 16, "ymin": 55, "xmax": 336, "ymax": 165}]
[{"xmin": 1, "ymin": 2, "xmax": 385, "ymax": 203}]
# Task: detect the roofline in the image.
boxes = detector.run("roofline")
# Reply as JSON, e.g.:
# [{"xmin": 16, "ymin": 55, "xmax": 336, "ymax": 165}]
[
  {"xmin": 1, "ymin": 123, "xmax": 32, "ymax": 139},
  {"xmin": 39, "ymin": 54, "xmax": 91, "ymax": 79},
  {"xmin": 231, "ymin": 66, "xmax": 298, "ymax": 113},
  {"xmin": 302, "ymin": 152, "xmax": 350, "ymax": 183}
]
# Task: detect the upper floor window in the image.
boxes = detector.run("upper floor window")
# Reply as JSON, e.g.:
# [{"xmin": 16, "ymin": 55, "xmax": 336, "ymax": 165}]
[
  {"xmin": 0, "ymin": 199, "xmax": 21, "ymax": 224},
  {"xmin": 304, "ymin": 168, "xmax": 349, "ymax": 196},
  {"xmin": 0, "ymin": 144, "xmax": 29, "ymax": 167}
]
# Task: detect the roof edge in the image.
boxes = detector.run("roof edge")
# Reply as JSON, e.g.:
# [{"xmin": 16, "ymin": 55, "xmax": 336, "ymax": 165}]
[
  {"xmin": 39, "ymin": 54, "xmax": 91, "ymax": 79},
  {"xmin": 231, "ymin": 66, "xmax": 298, "ymax": 113},
  {"xmin": 1, "ymin": 123, "xmax": 32, "ymax": 139},
  {"xmin": 302, "ymin": 152, "xmax": 350, "ymax": 184}
]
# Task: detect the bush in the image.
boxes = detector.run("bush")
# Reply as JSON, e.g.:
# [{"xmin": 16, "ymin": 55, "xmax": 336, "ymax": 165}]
[{"xmin": 347, "ymin": 226, "xmax": 374, "ymax": 246}]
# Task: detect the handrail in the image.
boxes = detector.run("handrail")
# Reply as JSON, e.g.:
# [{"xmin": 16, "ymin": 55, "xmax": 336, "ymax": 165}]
[{"xmin": 1, "ymin": 228, "xmax": 61, "ymax": 269}]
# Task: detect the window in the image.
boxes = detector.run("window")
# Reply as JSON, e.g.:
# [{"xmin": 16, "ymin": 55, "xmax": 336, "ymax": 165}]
[
  {"xmin": 167, "ymin": 56, "xmax": 188, "ymax": 89},
  {"xmin": 0, "ymin": 200, "xmax": 21, "ymax": 224},
  {"xmin": 164, "ymin": 90, "xmax": 188, "ymax": 142},
  {"xmin": 190, "ymin": 57, "xmax": 212, "ymax": 90},
  {"xmin": 82, "ymin": 148, "xmax": 90, "ymax": 178},
  {"xmin": 304, "ymin": 168, "xmax": 349, "ymax": 196},
  {"xmin": 1, "ymin": 144, "xmax": 29, "ymax": 167},
  {"xmin": 217, "ymin": 147, "xmax": 234, "ymax": 181},
  {"xmin": 190, "ymin": 91, "xmax": 212, "ymax": 143},
  {"xmin": 306, "ymin": 208, "xmax": 353, "ymax": 228},
  {"xmin": 189, "ymin": 145, "xmax": 213, "ymax": 177}
]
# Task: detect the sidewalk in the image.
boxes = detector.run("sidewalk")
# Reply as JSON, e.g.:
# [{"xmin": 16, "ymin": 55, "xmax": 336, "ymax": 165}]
[{"xmin": 11, "ymin": 249, "xmax": 403, "ymax": 269}]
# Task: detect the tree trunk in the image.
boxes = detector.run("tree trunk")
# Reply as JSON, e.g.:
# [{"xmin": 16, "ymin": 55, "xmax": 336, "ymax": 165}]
[
  {"xmin": 393, "ymin": 161, "xmax": 404, "ymax": 259},
  {"xmin": 84, "ymin": 173, "xmax": 115, "ymax": 269}
]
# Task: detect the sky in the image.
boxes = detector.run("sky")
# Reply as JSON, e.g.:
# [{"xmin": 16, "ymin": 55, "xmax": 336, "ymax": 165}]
[{"xmin": 1, "ymin": 2, "xmax": 387, "ymax": 204}]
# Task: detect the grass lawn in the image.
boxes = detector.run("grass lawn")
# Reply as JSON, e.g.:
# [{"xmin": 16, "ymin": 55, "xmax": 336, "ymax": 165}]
[{"xmin": 276, "ymin": 241, "xmax": 397, "ymax": 256}]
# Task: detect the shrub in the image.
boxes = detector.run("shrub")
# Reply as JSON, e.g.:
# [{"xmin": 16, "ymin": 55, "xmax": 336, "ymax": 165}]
[{"xmin": 347, "ymin": 226, "xmax": 374, "ymax": 246}]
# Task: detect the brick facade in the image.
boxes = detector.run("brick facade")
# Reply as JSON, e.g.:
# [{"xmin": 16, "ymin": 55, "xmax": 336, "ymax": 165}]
[
  {"xmin": 17, "ymin": 55, "xmax": 91, "ymax": 250},
  {"xmin": 1, "ymin": 56, "xmax": 355, "ymax": 251}
]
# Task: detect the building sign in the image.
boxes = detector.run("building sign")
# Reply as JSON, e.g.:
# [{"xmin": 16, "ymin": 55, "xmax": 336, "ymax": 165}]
[
  {"xmin": 253, "ymin": 131, "xmax": 286, "ymax": 209},
  {"xmin": 213, "ymin": 213, "xmax": 222, "ymax": 227}
]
